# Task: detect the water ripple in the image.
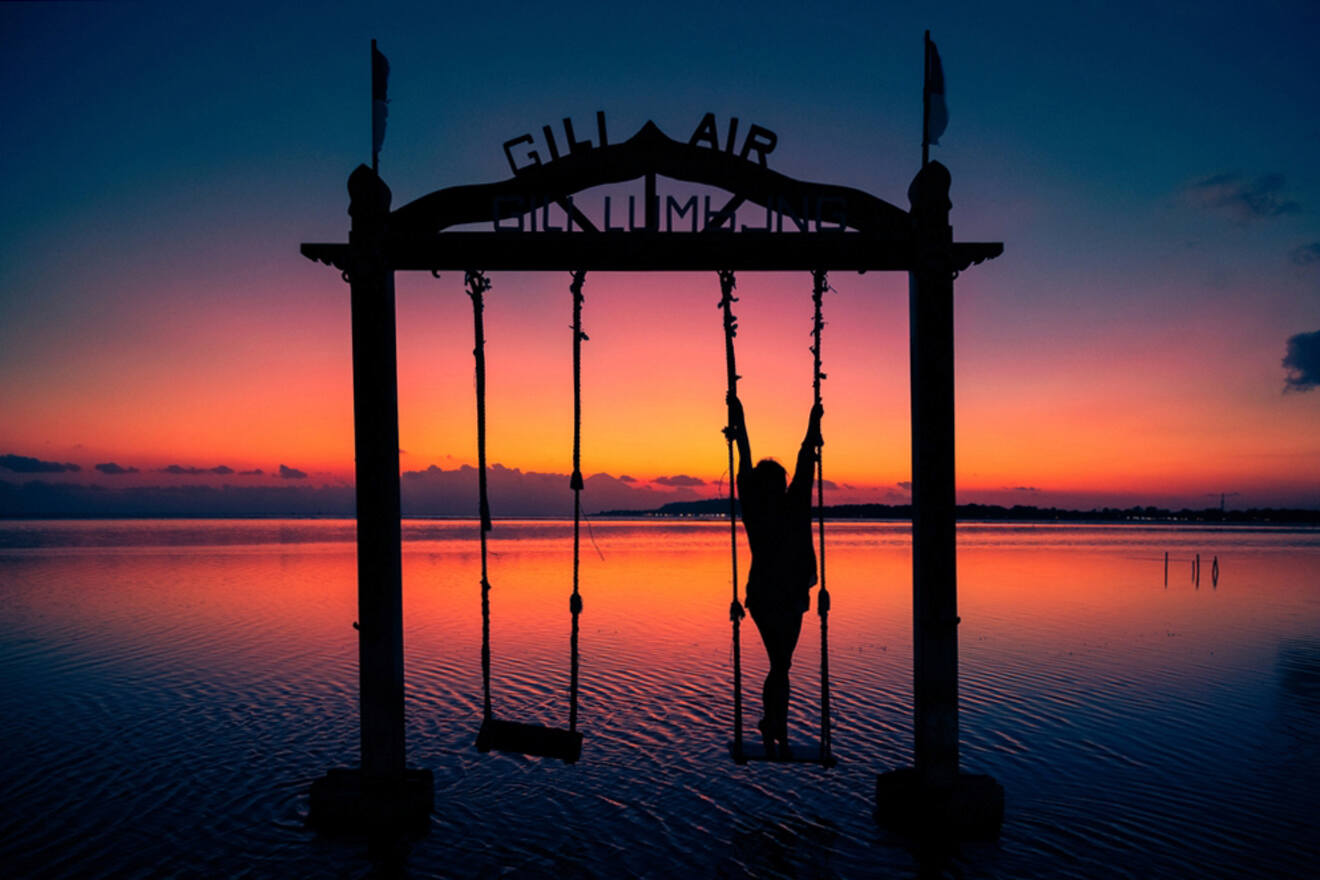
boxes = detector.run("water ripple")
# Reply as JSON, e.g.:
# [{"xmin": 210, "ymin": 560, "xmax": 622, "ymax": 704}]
[{"xmin": 1, "ymin": 520, "xmax": 1318, "ymax": 877}]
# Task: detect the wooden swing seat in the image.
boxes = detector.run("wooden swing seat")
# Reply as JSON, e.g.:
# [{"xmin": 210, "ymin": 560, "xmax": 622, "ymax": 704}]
[
  {"xmin": 730, "ymin": 736, "xmax": 837, "ymax": 767},
  {"xmin": 477, "ymin": 717, "xmax": 583, "ymax": 764}
]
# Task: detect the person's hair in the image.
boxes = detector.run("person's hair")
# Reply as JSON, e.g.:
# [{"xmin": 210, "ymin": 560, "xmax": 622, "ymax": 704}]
[{"xmin": 753, "ymin": 458, "xmax": 787, "ymax": 493}]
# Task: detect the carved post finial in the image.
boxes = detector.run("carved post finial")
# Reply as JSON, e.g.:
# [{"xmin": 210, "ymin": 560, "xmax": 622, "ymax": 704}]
[
  {"xmin": 909, "ymin": 161, "xmax": 952, "ymax": 276},
  {"xmin": 349, "ymin": 164, "xmax": 392, "ymax": 229}
]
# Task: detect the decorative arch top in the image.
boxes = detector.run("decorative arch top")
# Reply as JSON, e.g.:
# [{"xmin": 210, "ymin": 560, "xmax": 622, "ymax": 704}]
[{"xmin": 390, "ymin": 120, "xmax": 912, "ymax": 239}]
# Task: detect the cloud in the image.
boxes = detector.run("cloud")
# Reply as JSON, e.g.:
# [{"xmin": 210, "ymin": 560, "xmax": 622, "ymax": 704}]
[
  {"xmin": 1184, "ymin": 172, "xmax": 1301, "ymax": 222},
  {"xmin": 0, "ymin": 454, "xmax": 80, "ymax": 473},
  {"xmin": 95, "ymin": 462, "xmax": 139, "ymax": 475},
  {"xmin": 618, "ymin": 474, "xmax": 637, "ymax": 483},
  {"xmin": 238, "ymin": 468, "xmax": 264, "ymax": 476},
  {"xmin": 158, "ymin": 464, "xmax": 234, "ymax": 475},
  {"xmin": 896, "ymin": 481, "xmax": 912, "ymax": 492},
  {"xmin": 1283, "ymin": 330, "xmax": 1320, "ymax": 392},
  {"xmin": 159, "ymin": 464, "xmax": 206, "ymax": 475},
  {"xmin": 820, "ymin": 479, "xmax": 839, "ymax": 491},
  {"xmin": 1291, "ymin": 242, "xmax": 1320, "ymax": 266},
  {"xmin": 654, "ymin": 474, "xmax": 706, "ymax": 487},
  {"xmin": 278, "ymin": 464, "xmax": 308, "ymax": 479},
  {"xmin": 1007, "ymin": 485, "xmax": 1042, "ymax": 493}
]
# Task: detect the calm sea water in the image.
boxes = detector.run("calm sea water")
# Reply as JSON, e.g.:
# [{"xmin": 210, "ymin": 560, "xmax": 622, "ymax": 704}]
[{"xmin": 1, "ymin": 518, "xmax": 1317, "ymax": 878}]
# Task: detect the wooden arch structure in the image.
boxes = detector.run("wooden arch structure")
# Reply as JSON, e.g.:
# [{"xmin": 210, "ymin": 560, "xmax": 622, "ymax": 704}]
[{"xmin": 301, "ymin": 118, "xmax": 1004, "ymax": 835}]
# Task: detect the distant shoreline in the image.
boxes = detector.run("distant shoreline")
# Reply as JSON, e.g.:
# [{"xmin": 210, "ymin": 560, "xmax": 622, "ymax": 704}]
[
  {"xmin": 3, "ymin": 500, "xmax": 1318, "ymax": 525},
  {"xmin": 594, "ymin": 498, "xmax": 1320, "ymax": 524}
]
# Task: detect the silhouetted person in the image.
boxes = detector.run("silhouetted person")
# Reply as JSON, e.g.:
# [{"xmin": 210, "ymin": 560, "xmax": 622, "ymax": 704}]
[{"xmin": 727, "ymin": 393, "xmax": 822, "ymax": 757}]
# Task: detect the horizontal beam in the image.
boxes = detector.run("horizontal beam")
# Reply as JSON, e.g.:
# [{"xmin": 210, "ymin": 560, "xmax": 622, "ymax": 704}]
[{"xmin": 301, "ymin": 232, "xmax": 1003, "ymax": 273}]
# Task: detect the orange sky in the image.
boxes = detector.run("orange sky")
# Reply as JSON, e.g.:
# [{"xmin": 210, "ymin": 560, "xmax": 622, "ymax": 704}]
[{"xmin": 4, "ymin": 262, "xmax": 1317, "ymax": 509}]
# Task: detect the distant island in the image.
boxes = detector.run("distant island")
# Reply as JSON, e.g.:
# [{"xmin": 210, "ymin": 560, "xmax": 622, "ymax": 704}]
[{"xmin": 595, "ymin": 498, "xmax": 1320, "ymax": 524}]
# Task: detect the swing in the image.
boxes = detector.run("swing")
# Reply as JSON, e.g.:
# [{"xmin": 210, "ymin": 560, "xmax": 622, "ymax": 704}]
[
  {"xmin": 721, "ymin": 269, "xmax": 837, "ymax": 768},
  {"xmin": 467, "ymin": 269, "xmax": 588, "ymax": 764}
]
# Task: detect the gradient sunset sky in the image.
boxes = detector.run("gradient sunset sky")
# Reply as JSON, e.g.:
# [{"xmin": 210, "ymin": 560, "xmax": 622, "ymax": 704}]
[{"xmin": 2, "ymin": 0, "xmax": 1318, "ymax": 512}]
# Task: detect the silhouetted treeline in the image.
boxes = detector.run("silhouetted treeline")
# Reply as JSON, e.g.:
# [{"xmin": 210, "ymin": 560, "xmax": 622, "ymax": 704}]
[{"xmin": 595, "ymin": 498, "xmax": 1320, "ymax": 524}]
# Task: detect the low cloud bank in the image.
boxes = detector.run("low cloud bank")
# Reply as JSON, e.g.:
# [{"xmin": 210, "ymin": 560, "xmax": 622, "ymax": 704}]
[
  {"xmin": 0, "ymin": 463, "xmax": 705, "ymax": 517},
  {"xmin": 1, "ymin": 454, "xmax": 80, "ymax": 474},
  {"xmin": 0, "ymin": 480, "xmax": 355, "ymax": 517},
  {"xmin": 159, "ymin": 464, "xmax": 236, "ymax": 476}
]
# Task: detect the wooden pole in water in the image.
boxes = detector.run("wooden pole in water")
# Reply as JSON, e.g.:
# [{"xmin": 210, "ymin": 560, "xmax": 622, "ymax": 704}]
[
  {"xmin": 346, "ymin": 166, "xmax": 406, "ymax": 783},
  {"xmin": 309, "ymin": 166, "xmax": 431, "ymax": 831},
  {"xmin": 907, "ymin": 161, "xmax": 958, "ymax": 793},
  {"xmin": 875, "ymin": 161, "xmax": 1002, "ymax": 838},
  {"xmin": 1164, "ymin": 551, "xmax": 1168, "ymax": 586}
]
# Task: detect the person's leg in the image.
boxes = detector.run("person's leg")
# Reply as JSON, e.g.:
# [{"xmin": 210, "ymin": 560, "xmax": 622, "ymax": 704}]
[
  {"xmin": 754, "ymin": 604, "xmax": 807, "ymax": 754},
  {"xmin": 750, "ymin": 606, "xmax": 778, "ymax": 753},
  {"xmin": 768, "ymin": 612, "xmax": 804, "ymax": 746},
  {"xmin": 765, "ymin": 609, "xmax": 802, "ymax": 754},
  {"xmin": 759, "ymin": 677, "xmax": 777, "ymax": 751},
  {"xmin": 766, "ymin": 661, "xmax": 789, "ymax": 743}
]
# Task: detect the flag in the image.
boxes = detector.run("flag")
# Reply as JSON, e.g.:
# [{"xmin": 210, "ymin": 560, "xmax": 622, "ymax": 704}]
[
  {"xmin": 372, "ymin": 42, "xmax": 389, "ymax": 158},
  {"xmin": 924, "ymin": 34, "xmax": 947, "ymax": 146}
]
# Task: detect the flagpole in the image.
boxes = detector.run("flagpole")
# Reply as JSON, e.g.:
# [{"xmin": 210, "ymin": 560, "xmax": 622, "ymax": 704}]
[
  {"xmin": 921, "ymin": 30, "xmax": 930, "ymax": 168},
  {"xmin": 371, "ymin": 39, "xmax": 379, "ymax": 176}
]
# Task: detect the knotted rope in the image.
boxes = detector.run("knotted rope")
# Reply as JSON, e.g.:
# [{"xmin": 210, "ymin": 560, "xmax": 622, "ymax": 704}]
[
  {"xmin": 568, "ymin": 269, "xmax": 588, "ymax": 733},
  {"xmin": 810, "ymin": 269, "xmax": 833, "ymax": 764},
  {"xmin": 717, "ymin": 269, "xmax": 747, "ymax": 756},
  {"xmin": 466, "ymin": 269, "xmax": 495, "ymax": 721}
]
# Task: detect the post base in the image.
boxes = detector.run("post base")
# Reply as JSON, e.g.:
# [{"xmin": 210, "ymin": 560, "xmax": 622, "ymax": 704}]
[
  {"xmin": 875, "ymin": 767, "xmax": 1004, "ymax": 839},
  {"xmin": 308, "ymin": 767, "xmax": 434, "ymax": 834}
]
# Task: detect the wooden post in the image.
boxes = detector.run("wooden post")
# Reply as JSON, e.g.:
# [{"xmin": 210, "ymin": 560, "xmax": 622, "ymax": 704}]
[
  {"xmin": 908, "ymin": 160, "xmax": 959, "ymax": 792},
  {"xmin": 347, "ymin": 164, "xmax": 406, "ymax": 781},
  {"xmin": 309, "ymin": 165, "xmax": 431, "ymax": 831},
  {"xmin": 875, "ymin": 161, "xmax": 1002, "ymax": 837}
]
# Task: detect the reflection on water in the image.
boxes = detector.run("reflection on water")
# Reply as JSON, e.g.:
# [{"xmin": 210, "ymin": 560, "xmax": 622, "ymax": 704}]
[{"xmin": 1, "ymin": 519, "xmax": 1318, "ymax": 878}]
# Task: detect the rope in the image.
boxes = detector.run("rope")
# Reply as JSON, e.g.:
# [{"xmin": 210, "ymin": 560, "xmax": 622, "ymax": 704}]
[
  {"xmin": 810, "ymin": 269, "xmax": 833, "ymax": 764},
  {"xmin": 717, "ymin": 269, "xmax": 746, "ymax": 757},
  {"xmin": 568, "ymin": 269, "xmax": 588, "ymax": 734},
  {"xmin": 466, "ymin": 269, "xmax": 494, "ymax": 722}
]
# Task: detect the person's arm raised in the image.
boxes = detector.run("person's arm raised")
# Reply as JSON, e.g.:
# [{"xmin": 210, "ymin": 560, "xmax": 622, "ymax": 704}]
[
  {"xmin": 791, "ymin": 402, "xmax": 823, "ymax": 495},
  {"xmin": 727, "ymin": 392, "xmax": 752, "ymax": 482}
]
